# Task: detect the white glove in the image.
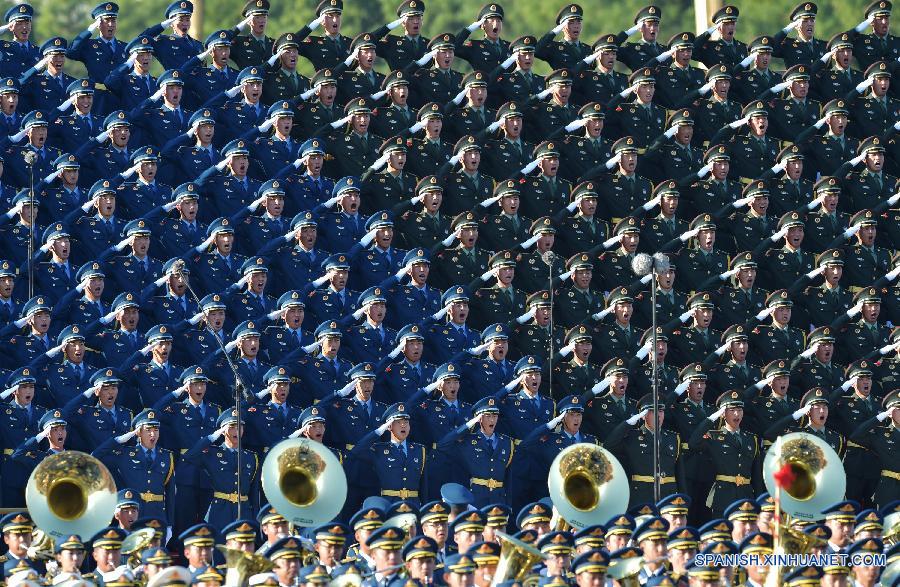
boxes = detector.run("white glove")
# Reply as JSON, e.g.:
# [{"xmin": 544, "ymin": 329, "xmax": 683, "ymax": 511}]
[
  {"xmin": 884, "ymin": 265, "xmax": 900, "ymax": 282},
  {"xmin": 209, "ymin": 424, "xmax": 229, "ymax": 442},
  {"xmin": 792, "ymin": 404, "xmax": 813, "ymax": 420},
  {"xmin": 0, "ymin": 386, "xmax": 16, "ymax": 400},
  {"xmin": 300, "ymin": 87, "xmax": 316, "ymax": 100},
  {"xmin": 449, "ymin": 153, "xmax": 462, "ymax": 166},
  {"xmin": 188, "ymin": 311, "xmax": 205, "ymax": 325},
  {"xmin": 5, "ymin": 201, "xmax": 22, "ymax": 218},
  {"xmin": 565, "ymin": 118, "xmax": 588, "ymax": 133},
  {"xmin": 855, "ymin": 13, "xmax": 876, "ymax": 33},
  {"xmin": 41, "ymin": 168, "xmax": 63, "ymax": 184},
  {"xmin": 113, "ymin": 236, "xmax": 132, "ymax": 252},
  {"xmin": 415, "ymin": 48, "xmax": 439, "ymax": 66},
  {"xmin": 359, "ymin": 228, "xmax": 379, "ymax": 247},
  {"xmin": 408, "ymin": 121, "xmax": 425, "ymax": 135},
  {"xmin": 45, "ymin": 343, "xmax": 65, "ymax": 359},
  {"xmin": 856, "ymin": 77, "xmax": 875, "ymax": 93},
  {"xmin": 680, "ymin": 228, "xmax": 700, "ymax": 242},
  {"xmin": 369, "ymin": 152, "xmax": 392, "ymax": 173},
  {"xmin": 708, "ymin": 405, "xmax": 727, "ymax": 421},
  {"xmin": 215, "ymin": 155, "xmax": 233, "ymax": 172},
  {"xmin": 368, "ymin": 90, "xmax": 388, "ymax": 102},
  {"xmin": 551, "ymin": 21, "xmax": 566, "ymax": 35},
  {"xmin": 312, "ymin": 273, "xmax": 330, "ymax": 288},
  {"xmin": 376, "ymin": 420, "xmax": 392, "ymax": 435},
  {"xmin": 739, "ymin": 54, "xmax": 755, "ymax": 68},
  {"xmin": 697, "ymin": 162, "xmax": 714, "ymax": 178},
  {"xmin": 678, "ymin": 310, "xmax": 693, "ymax": 322},
  {"xmin": 755, "ymin": 376, "xmax": 775, "ymax": 390},
  {"xmin": 806, "ymin": 193, "xmax": 827, "ymax": 210},
  {"xmin": 850, "ymin": 153, "xmax": 866, "ymax": 167},
  {"xmin": 160, "ymin": 15, "xmax": 179, "ymax": 28},
  {"xmin": 800, "ymin": 342, "xmax": 819, "ymax": 359},
  {"xmin": 268, "ymin": 48, "xmax": 288, "ymax": 67},
  {"xmin": 886, "ymin": 191, "xmax": 900, "ymax": 206},
  {"xmin": 640, "ymin": 274, "xmax": 653, "ymax": 284},
  {"xmin": 771, "ymin": 161, "xmax": 787, "ymax": 175},
  {"xmin": 592, "ymin": 376, "xmax": 612, "ymax": 395},
  {"xmin": 467, "ymin": 16, "xmax": 486, "ymax": 32},
  {"xmin": 755, "ymin": 306, "xmax": 775, "ymax": 320},
  {"xmin": 842, "ymin": 225, "xmax": 861, "ymax": 239},
  {"xmin": 82, "ymin": 384, "xmax": 102, "ymax": 398},
  {"xmin": 121, "ymin": 162, "xmax": 143, "ymax": 180},
  {"xmin": 115, "ymin": 430, "xmax": 138, "ymax": 443},
  {"xmin": 337, "ymin": 379, "xmax": 357, "ymax": 397},
  {"xmin": 698, "ymin": 80, "xmax": 714, "ymax": 95},
  {"xmin": 33, "ymin": 56, "xmax": 48, "ymax": 71},
  {"xmin": 257, "ymin": 116, "xmax": 277, "ymax": 133},
  {"xmin": 88, "ymin": 17, "xmax": 102, "ymax": 33},
  {"xmin": 605, "ymin": 153, "xmax": 622, "ymax": 169},
  {"xmin": 235, "ymin": 15, "xmax": 253, "ymax": 32},
  {"xmin": 729, "ymin": 115, "xmax": 751, "ymax": 129},
  {"xmin": 224, "ymin": 339, "xmax": 239, "ymax": 352},
  {"xmin": 559, "ymin": 269, "xmax": 574, "ymax": 281},
  {"xmin": 139, "ymin": 341, "xmax": 156, "ymax": 355},
  {"xmin": 479, "ymin": 194, "xmax": 503, "ymax": 208},
  {"xmin": 394, "ymin": 263, "xmax": 411, "ymax": 280},
  {"xmin": 351, "ymin": 307, "xmax": 366, "ymax": 321},
  {"xmin": 148, "ymin": 86, "xmax": 165, "ymax": 102},
  {"xmin": 451, "ymin": 88, "xmax": 468, "ymax": 106},
  {"xmin": 673, "ymin": 380, "xmax": 690, "ymax": 396},
  {"xmin": 805, "ymin": 266, "xmax": 825, "ymax": 279},
  {"xmin": 520, "ymin": 158, "xmax": 541, "ymax": 175},
  {"xmin": 464, "ymin": 414, "xmax": 482, "ymax": 429},
  {"xmin": 9, "ymin": 129, "xmax": 27, "ymax": 142},
  {"xmin": 432, "ymin": 306, "xmax": 449, "ymax": 320},
  {"xmin": 500, "ymin": 54, "xmax": 516, "ymax": 69},
  {"xmin": 847, "ymin": 301, "xmax": 864, "ymax": 317},
  {"xmin": 516, "ymin": 307, "xmax": 537, "ymax": 324},
  {"xmin": 592, "ymin": 307, "xmax": 612, "ymax": 321},
  {"xmin": 714, "ymin": 341, "xmax": 731, "ymax": 356},
  {"xmin": 441, "ymin": 230, "xmax": 460, "ymax": 247},
  {"xmin": 732, "ymin": 195, "xmax": 755, "ymax": 209},
  {"xmin": 100, "ymin": 310, "xmax": 118, "ymax": 324},
  {"xmin": 225, "ymin": 85, "xmax": 242, "ymax": 98},
  {"xmin": 663, "ymin": 124, "xmax": 679, "ymax": 139},
  {"xmin": 635, "ymin": 339, "xmax": 652, "ymax": 360},
  {"xmin": 307, "ymin": 14, "xmax": 325, "ymax": 30},
  {"xmin": 877, "ymin": 406, "xmax": 898, "ymax": 421},
  {"xmin": 820, "ymin": 48, "xmax": 837, "ymax": 63},
  {"xmin": 388, "ymin": 340, "xmax": 405, "ymax": 359},
  {"xmin": 642, "ymin": 195, "xmax": 662, "ymax": 211},
  {"xmin": 842, "ymin": 376, "xmax": 859, "ymax": 391},
  {"xmin": 288, "ymin": 424, "xmax": 308, "ymax": 439},
  {"xmin": 57, "ymin": 96, "xmax": 75, "ymax": 111},
  {"xmin": 302, "ymin": 341, "xmax": 321, "ymax": 353},
  {"xmin": 194, "ymin": 233, "xmax": 216, "ymax": 252},
  {"xmin": 625, "ymin": 23, "xmax": 641, "ymax": 36},
  {"xmin": 814, "ymin": 115, "xmax": 829, "ymax": 129},
  {"xmin": 770, "ymin": 226, "xmax": 790, "ymax": 242},
  {"xmin": 125, "ymin": 52, "xmax": 137, "ymax": 67},
  {"xmin": 655, "ymin": 47, "xmax": 676, "ymax": 63},
  {"xmin": 36, "ymin": 428, "xmax": 52, "ymax": 441},
  {"xmin": 504, "ymin": 373, "xmax": 525, "ymax": 391},
  {"xmin": 582, "ymin": 52, "xmax": 599, "ymax": 65},
  {"xmin": 386, "ymin": 17, "xmax": 404, "ymax": 31},
  {"xmin": 619, "ymin": 83, "xmax": 639, "ymax": 98},
  {"xmin": 547, "ymin": 412, "xmax": 565, "ymax": 429},
  {"xmin": 330, "ymin": 113, "xmax": 353, "ymax": 128},
  {"xmin": 195, "ymin": 47, "xmax": 212, "ymax": 61},
  {"xmin": 468, "ymin": 342, "xmax": 490, "ymax": 355},
  {"xmin": 626, "ymin": 408, "xmax": 649, "ymax": 426},
  {"xmin": 478, "ymin": 268, "xmax": 495, "ymax": 282},
  {"xmin": 559, "ymin": 342, "xmax": 576, "ymax": 357},
  {"xmin": 705, "ymin": 23, "xmax": 718, "ymax": 35}
]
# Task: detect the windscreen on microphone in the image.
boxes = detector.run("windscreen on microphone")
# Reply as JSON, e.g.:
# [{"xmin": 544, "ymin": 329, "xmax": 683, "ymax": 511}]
[
  {"xmin": 541, "ymin": 250, "xmax": 557, "ymax": 266},
  {"xmin": 631, "ymin": 253, "xmax": 653, "ymax": 276},
  {"xmin": 652, "ymin": 252, "xmax": 671, "ymax": 272},
  {"xmin": 22, "ymin": 151, "xmax": 36, "ymax": 165}
]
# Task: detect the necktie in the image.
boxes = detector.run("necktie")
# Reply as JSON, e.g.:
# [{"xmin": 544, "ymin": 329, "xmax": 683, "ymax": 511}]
[
  {"xmin": 130, "ymin": 332, "xmax": 138, "ymax": 347},
  {"xmin": 733, "ymin": 432, "xmax": 743, "ymax": 447},
  {"xmin": 82, "ymin": 116, "xmax": 92, "ymax": 131},
  {"xmin": 247, "ymin": 361, "xmax": 257, "ymax": 377}
]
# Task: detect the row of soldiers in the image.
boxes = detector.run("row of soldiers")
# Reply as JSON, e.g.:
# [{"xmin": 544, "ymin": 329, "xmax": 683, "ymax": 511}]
[{"xmin": 0, "ymin": 483, "xmax": 897, "ymax": 587}]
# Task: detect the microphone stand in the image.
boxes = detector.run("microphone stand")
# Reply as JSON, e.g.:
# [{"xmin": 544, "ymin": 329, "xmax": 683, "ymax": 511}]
[
  {"xmin": 650, "ymin": 264, "xmax": 660, "ymax": 502},
  {"xmin": 25, "ymin": 152, "xmax": 36, "ymax": 298},
  {"xmin": 174, "ymin": 261, "xmax": 250, "ymax": 517}
]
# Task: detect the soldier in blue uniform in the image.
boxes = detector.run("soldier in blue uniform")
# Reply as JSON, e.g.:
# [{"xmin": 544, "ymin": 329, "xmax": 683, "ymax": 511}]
[
  {"xmin": 291, "ymin": 320, "xmax": 352, "ymax": 405},
  {"xmin": 0, "ymin": 78, "xmax": 23, "ymax": 138},
  {"xmin": 77, "ymin": 112, "xmax": 135, "ymax": 188},
  {"xmin": 226, "ymin": 257, "xmax": 276, "ymax": 330},
  {"xmin": 160, "ymin": 111, "xmax": 217, "ymax": 187},
  {"xmin": 152, "ymin": 365, "xmax": 220, "ymax": 535},
  {"xmin": 183, "ymin": 31, "xmax": 238, "ymax": 110},
  {"xmin": 37, "ymin": 154, "xmax": 86, "ymax": 223},
  {"xmin": 32, "ymin": 223, "xmax": 77, "ymax": 304},
  {"xmin": 201, "ymin": 320, "xmax": 271, "ymax": 400},
  {"xmin": 103, "ymin": 36, "xmax": 159, "ymax": 112},
  {"xmin": 125, "ymin": 324, "xmax": 181, "ymax": 410},
  {"xmin": 384, "ymin": 248, "xmax": 441, "ymax": 330},
  {"xmin": 349, "ymin": 401, "xmax": 428, "ymax": 506},
  {"xmin": 261, "ymin": 290, "xmax": 314, "ymax": 365},
  {"xmin": 92, "ymin": 408, "xmax": 176, "ymax": 525},
  {"xmin": 59, "ymin": 367, "xmax": 132, "ymax": 453},
  {"xmin": 67, "ymin": 3, "xmax": 127, "ymax": 105},
  {"xmin": 378, "ymin": 324, "xmax": 437, "ymax": 404},
  {"xmin": 19, "ymin": 38, "xmax": 74, "ymax": 114},
  {"xmin": 251, "ymin": 103, "xmax": 300, "ymax": 179},
  {"xmin": 317, "ymin": 176, "xmax": 368, "ymax": 252},
  {"xmin": 9, "ymin": 409, "xmax": 68, "ymax": 515},
  {"xmin": 147, "ymin": 1, "xmax": 204, "ymax": 70},
  {"xmin": 461, "ymin": 324, "xmax": 516, "ymax": 403},
  {"xmin": 153, "ymin": 183, "xmax": 205, "ymax": 260},
  {"xmin": 351, "ymin": 211, "xmax": 407, "ymax": 291},
  {"xmin": 144, "ymin": 258, "xmax": 198, "ymax": 327},
  {"xmin": 341, "ymin": 287, "xmax": 396, "ymax": 364},
  {"xmin": 437, "ymin": 396, "xmax": 514, "ymax": 507},
  {"xmin": 131, "ymin": 70, "xmax": 192, "ymax": 150},
  {"xmin": 499, "ymin": 355, "xmax": 555, "ymax": 440},
  {"xmin": 183, "ymin": 408, "xmax": 260, "ymax": 529},
  {"xmin": 178, "ymin": 293, "xmax": 228, "ymax": 370},
  {"xmin": 246, "ymin": 366, "xmax": 302, "ymax": 453},
  {"xmin": 91, "ymin": 293, "xmax": 144, "ymax": 374},
  {"xmin": 270, "ymin": 211, "xmax": 328, "ymax": 296},
  {"xmin": 190, "ymin": 217, "xmax": 246, "ymax": 296},
  {"xmin": 5, "ymin": 111, "xmax": 61, "ymax": 190},
  {"xmin": 0, "ymin": 5, "xmax": 39, "ymax": 79},
  {"xmin": 306, "ymin": 253, "xmax": 359, "ymax": 326},
  {"xmin": 424, "ymin": 286, "xmax": 480, "ymax": 365},
  {"xmin": 0, "ymin": 368, "xmax": 45, "ymax": 507},
  {"xmin": 208, "ymin": 66, "xmax": 267, "ymax": 147},
  {"xmin": 0, "ymin": 191, "xmax": 40, "ymax": 267},
  {"xmin": 195, "ymin": 139, "xmax": 261, "ymax": 223},
  {"xmin": 106, "ymin": 219, "xmax": 163, "ymax": 300}
]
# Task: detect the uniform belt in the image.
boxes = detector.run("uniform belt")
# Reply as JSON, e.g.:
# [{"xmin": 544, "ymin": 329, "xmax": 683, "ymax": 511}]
[
  {"xmin": 345, "ymin": 444, "xmax": 354, "ymax": 450},
  {"xmin": 632, "ymin": 475, "xmax": 676, "ymax": 484},
  {"xmin": 213, "ymin": 492, "xmax": 249, "ymax": 503},
  {"xmin": 680, "ymin": 442, "xmax": 689, "ymax": 450},
  {"xmin": 716, "ymin": 474, "xmax": 751, "ymax": 486},
  {"xmin": 762, "ymin": 440, "xmax": 773, "ymax": 448},
  {"xmin": 2, "ymin": 449, "xmax": 12, "ymax": 455},
  {"xmin": 139, "ymin": 492, "xmax": 165, "ymax": 502},
  {"xmin": 513, "ymin": 439, "xmax": 521, "ymax": 446},
  {"xmin": 381, "ymin": 489, "xmax": 418, "ymax": 499},
  {"xmin": 180, "ymin": 448, "xmax": 188, "ymax": 454},
  {"xmin": 471, "ymin": 477, "xmax": 504, "ymax": 490},
  {"xmin": 882, "ymin": 470, "xmax": 900, "ymax": 481},
  {"xmin": 847, "ymin": 440, "xmax": 867, "ymax": 450}
]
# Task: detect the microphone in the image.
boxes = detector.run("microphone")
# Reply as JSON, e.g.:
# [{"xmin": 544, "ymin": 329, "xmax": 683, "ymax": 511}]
[
  {"xmin": 172, "ymin": 259, "xmax": 186, "ymax": 275},
  {"xmin": 541, "ymin": 250, "xmax": 557, "ymax": 267},
  {"xmin": 652, "ymin": 252, "xmax": 671, "ymax": 272},
  {"xmin": 632, "ymin": 253, "xmax": 671, "ymax": 276},
  {"xmin": 22, "ymin": 151, "xmax": 36, "ymax": 165}
]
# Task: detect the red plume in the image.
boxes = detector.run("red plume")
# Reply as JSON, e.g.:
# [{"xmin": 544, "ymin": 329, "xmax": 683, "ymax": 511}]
[{"xmin": 773, "ymin": 463, "xmax": 796, "ymax": 489}]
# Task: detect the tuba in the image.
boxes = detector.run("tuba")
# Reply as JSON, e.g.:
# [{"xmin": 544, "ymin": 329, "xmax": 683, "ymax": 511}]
[
  {"xmin": 547, "ymin": 443, "xmax": 630, "ymax": 530},
  {"xmin": 121, "ymin": 528, "xmax": 158, "ymax": 571},
  {"xmin": 28, "ymin": 529, "xmax": 56, "ymax": 561},
  {"xmin": 218, "ymin": 546, "xmax": 275, "ymax": 587},
  {"xmin": 607, "ymin": 553, "xmax": 643, "ymax": 587},
  {"xmin": 490, "ymin": 531, "xmax": 545, "ymax": 587},
  {"xmin": 25, "ymin": 451, "xmax": 118, "ymax": 541},
  {"xmin": 261, "ymin": 438, "xmax": 348, "ymax": 528}
]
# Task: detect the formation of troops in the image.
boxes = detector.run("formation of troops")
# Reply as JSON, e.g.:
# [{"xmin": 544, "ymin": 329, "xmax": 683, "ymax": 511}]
[{"xmin": 0, "ymin": 0, "xmax": 898, "ymax": 584}]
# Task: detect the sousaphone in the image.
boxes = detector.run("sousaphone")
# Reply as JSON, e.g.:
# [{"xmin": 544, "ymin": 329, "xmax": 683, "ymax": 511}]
[{"xmin": 547, "ymin": 443, "xmax": 630, "ymax": 530}]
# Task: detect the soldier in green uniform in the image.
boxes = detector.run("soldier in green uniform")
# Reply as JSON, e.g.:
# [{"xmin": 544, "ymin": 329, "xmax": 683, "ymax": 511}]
[
  {"xmin": 494, "ymin": 35, "xmax": 543, "ymax": 108},
  {"xmin": 803, "ymin": 99, "xmax": 858, "ymax": 181},
  {"xmin": 689, "ymin": 389, "xmax": 762, "ymax": 518},
  {"xmin": 801, "ymin": 249, "xmax": 853, "ymax": 329},
  {"xmin": 711, "ymin": 325, "xmax": 762, "ymax": 393},
  {"xmin": 731, "ymin": 36, "xmax": 779, "ymax": 105},
  {"xmin": 675, "ymin": 214, "xmax": 729, "ymax": 294},
  {"xmin": 369, "ymin": 71, "xmax": 417, "ymax": 140},
  {"xmin": 591, "ymin": 287, "xmax": 640, "ymax": 366},
  {"xmin": 768, "ymin": 64, "xmax": 822, "ymax": 142},
  {"xmin": 642, "ymin": 110, "xmax": 702, "ymax": 185},
  {"xmin": 633, "ymin": 259, "xmax": 685, "ymax": 330},
  {"xmin": 685, "ymin": 145, "xmax": 741, "ymax": 219},
  {"xmin": 469, "ymin": 251, "xmax": 526, "ymax": 331},
  {"xmin": 745, "ymin": 359, "xmax": 796, "ymax": 439},
  {"xmin": 761, "ymin": 211, "xmax": 815, "ymax": 291},
  {"xmin": 669, "ymin": 292, "xmax": 721, "ymax": 368},
  {"xmin": 262, "ymin": 33, "xmax": 310, "ymax": 105},
  {"xmin": 630, "ymin": 327, "xmax": 680, "ymax": 400},
  {"xmin": 362, "ymin": 136, "xmax": 418, "ymax": 215},
  {"xmin": 595, "ymin": 218, "xmax": 640, "ymax": 292},
  {"xmin": 843, "ymin": 136, "xmax": 897, "ymax": 214},
  {"xmin": 750, "ymin": 290, "xmax": 806, "ymax": 367},
  {"xmin": 395, "ymin": 175, "xmax": 450, "ymax": 250},
  {"xmin": 765, "ymin": 145, "xmax": 812, "ymax": 220},
  {"xmin": 517, "ymin": 141, "xmax": 572, "ymax": 221},
  {"xmin": 848, "ymin": 389, "xmax": 900, "ymax": 508},
  {"xmin": 693, "ymin": 5, "xmax": 748, "ymax": 69},
  {"xmin": 405, "ymin": 103, "xmax": 453, "ymax": 178},
  {"xmin": 533, "ymin": 4, "xmax": 591, "ymax": 72},
  {"xmin": 804, "ymin": 176, "xmax": 849, "ymax": 254},
  {"xmin": 605, "ymin": 393, "xmax": 682, "ymax": 503},
  {"xmin": 372, "ymin": 0, "xmax": 431, "ymax": 73},
  {"xmin": 551, "ymin": 324, "xmax": 602, "ymax": 400},
  {"xmin": 789, "ymin": 326, "xmax": 844, "ymax": 398},
  {"xmin": 330, "ymin": 98, "xmax": 381, "ymax": 179},
  {"xmin": 553, "ymin": 252, "xmax": 604, "ymax": 329},
  {"xmin": 843, "ymin": 210, "xmax": 892, "ymax": 288},
  {"xmin": 639, "ymin": 181, "xmax": 687, "ymax": 254},
  {"xmin": 514, "ymin": 217, "xmax": 565, "ymax": 294},
  {"xmin": 763, "ymin": 387, "xmax": 846, "ymax": 457},
  {"xmin": 431, "ymin": 211, "xmax": 491, "ymax": 291},
  {"xmin": 715, "ymin": 253, "xmax": 769, "ymax": 332},
  {"xmin": 771, "ymin": 2, "xmax": 827, "ymax": 67},
  {"xmin": 441, "ymin": 135, "xmax": 494, "ymax": 217},
  {"xmin": 848, "ymin": 61, "xmax": 900, "ymax": 139},
  {"xmin": 580, "ymin": 357, "xmax": 635, "ymax": 442},
  {"xmin": 694, "ymin": 65, "xmax": 743, "ymax": 145},
  {"xmin": 560, "ymin": 103, "xmax": 612, "ymax": 185},
  {"xmin": 726, "ymin": 180, "xmax": 774, "ymax": 256},
  {"xmin": 445, "ymin": 71, "xmax": 496, "ymax": 146},
  {"xmin": 608, "ymin": 67, "xmax": 665, "ymax": 149},
  {"xmin": 573, "ymin": 34, "xmax": 627, "ymax": 106},
  {"xmin": 836, "ymin": 287, "xmax": 892, "ymax": 364},
  {"xmin": 653, "ymin": 32, "xmax": 705, "ymax": 110},
  {"xmin": 481, "ymin": 102, "xmax": 533, "ymax": 184},
  {"xmin": 524, "ymin": 69, "xmax": 577, "ymax": 144},
  {"xmin": 336, "ymin": 33, "xmax": 385, "ymax": 107},
  {"xmin": 229, "ymin": 0, "xmax": 273, "ymax": 69},
  {"xmin": 508, "ymin": 290, "xmax": 565, "ymax": 363},
  {"xmin": 294, "ymin": 0, "xmax": 351, "ymax": 71},
  {"xmin": 477, "ymin": 179, "xmax": 531, "ymax": 253},
  {"xmin": 595, "ymin": 137, "xmax": 653, "ymax": 221},
  {"xmin": 811, "ymin": 33, "xmax": 862, "ymax": 103},
  {"xmin": 831, "ymin": 360, "xmax": 882, "ymax": 507},
  {"xmin": 616, "ymin": 6, "xmax": 666, "ymax": 71}
]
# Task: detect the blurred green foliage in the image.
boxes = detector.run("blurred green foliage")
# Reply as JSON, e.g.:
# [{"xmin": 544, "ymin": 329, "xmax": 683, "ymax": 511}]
[{"xmin": 25, "ymin": 0, "xmax": 880, "ymax": 78}]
